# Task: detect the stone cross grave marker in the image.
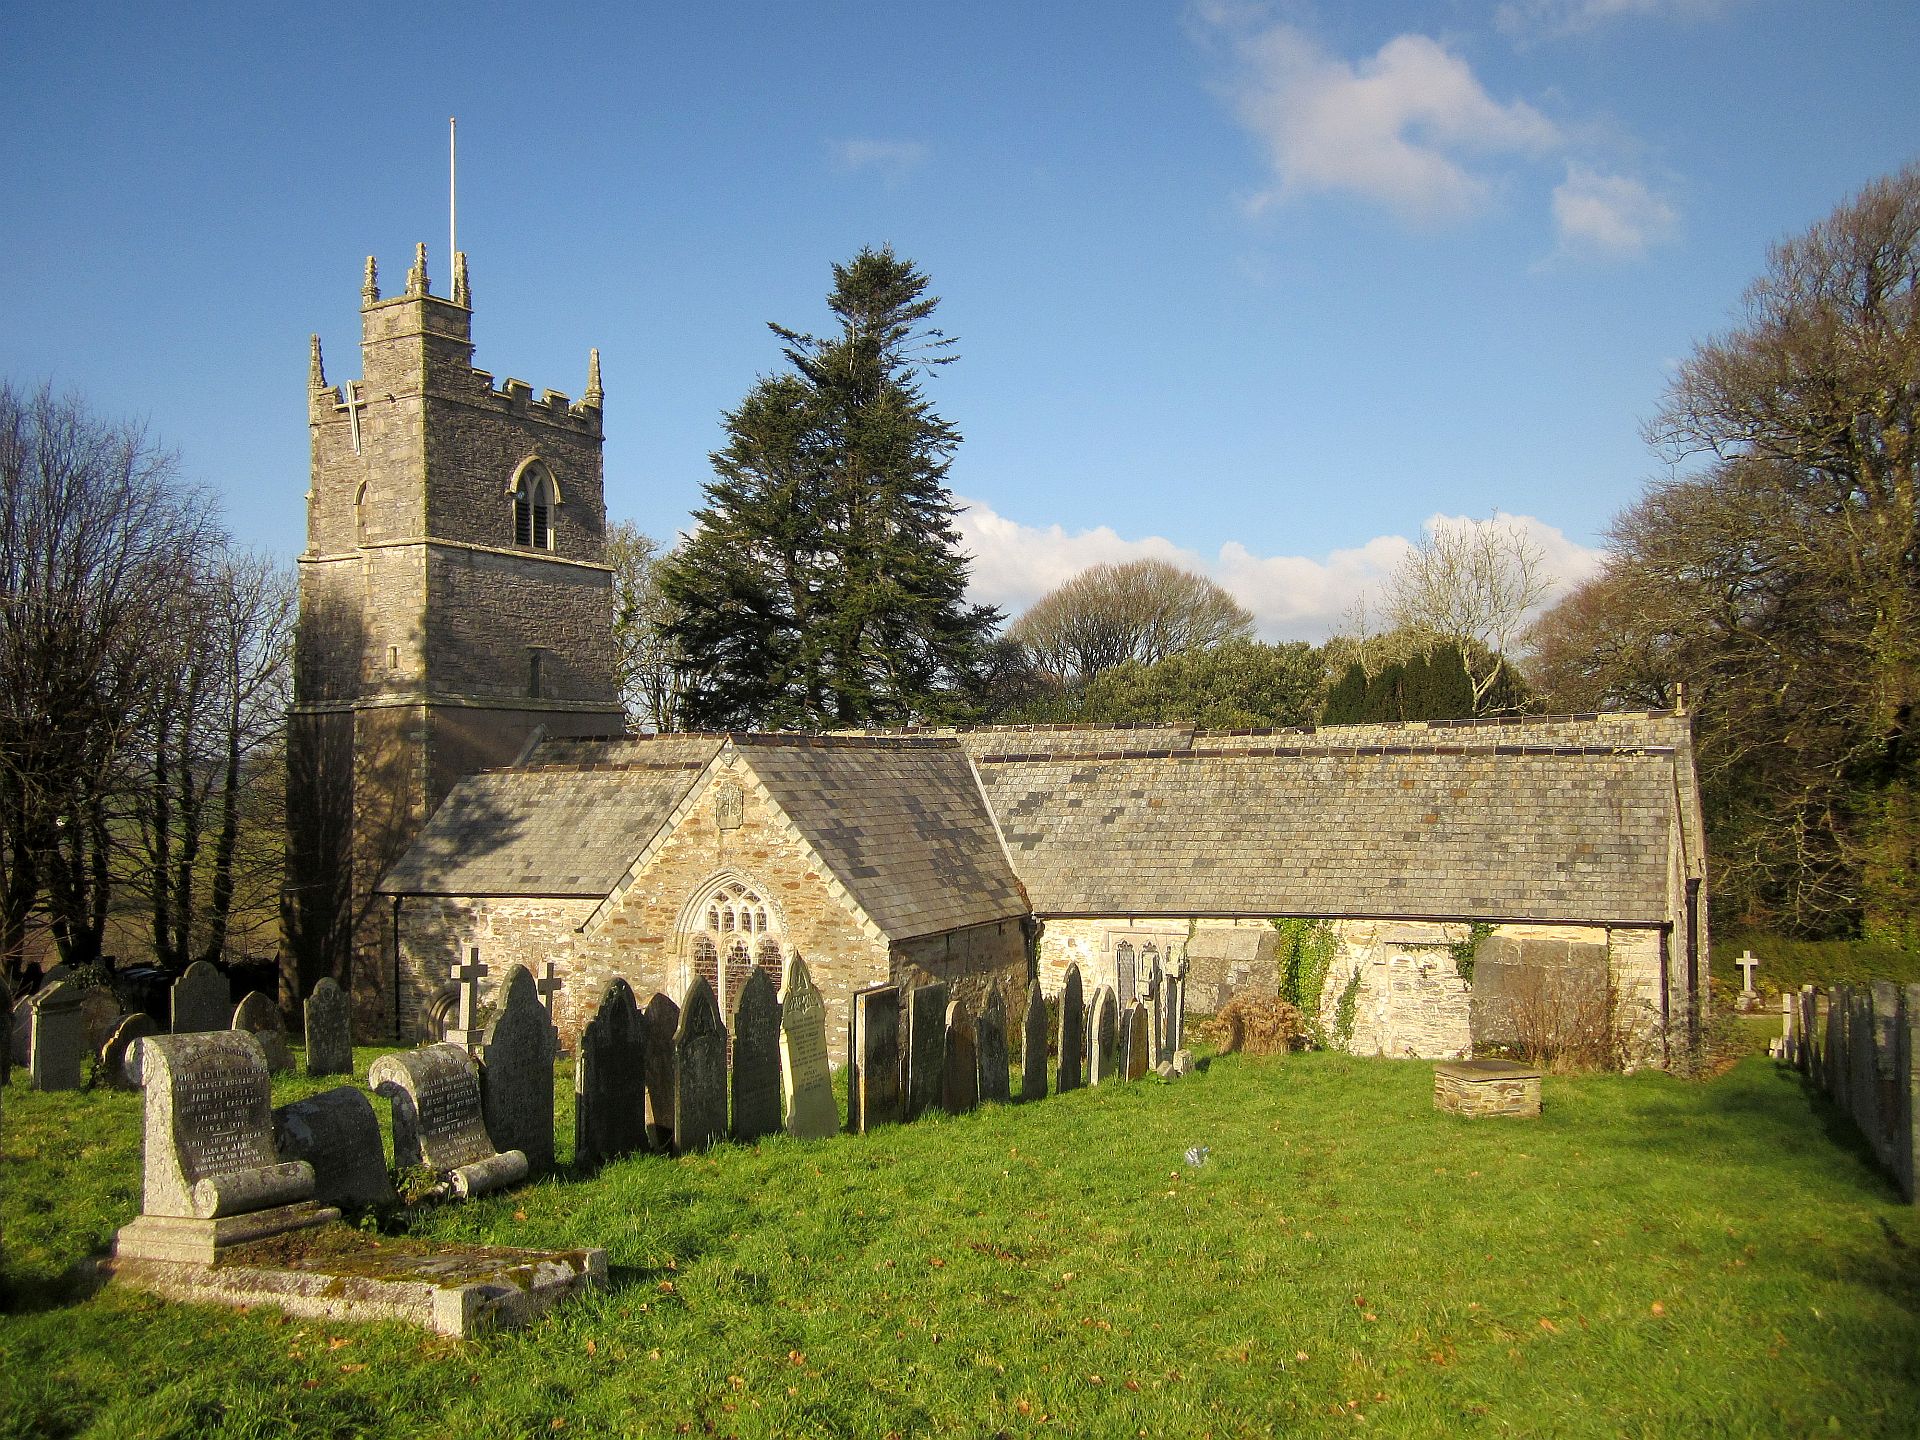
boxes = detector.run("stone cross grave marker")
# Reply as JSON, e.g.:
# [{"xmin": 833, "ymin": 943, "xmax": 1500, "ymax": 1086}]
[
  {"xmin": 1089, "ymin": 986, "xmax": 1120, "ymax": 1085},
  {"xmin": 673, "ymin": 975, "xmax": 727, "ymax": 1155},
  {"xmin": 100, "ymin": 1012, "xmax": 159, "ymax": 1091},
  {"xmin": 943, "ymin": 998, "xmax": 978, "ymax": 1115},
  {"xmin": 273, "ymin": 1086, "xmax": 397, "ymax": 1212},
  {"xmin": 303, "ymin": 977, "xmax": 353, "ymax": 1077},
  {"xmin": 1737, "ymin": 950, "xmax": 1761, "ymax": 999},
  {"xmin": 849, "ymin": 984, "xmax": 901, "ymax": 1133},
  {"xmin": 1021, "ymin": 983, "xmax": 1048, "ymax": 1102},
  {"xmin": 643, "ymin": 992, "xmax": 680, "ymax": 1149},
  {"xmin": 574, "ymin": 977, "xmax": 650, "ymax": 1169},
  {"xmin": 905, "ymin": 982, "xmax": 949, "ymax": 1121},
  {"xmin": 779, "ymin": 954, "xmax": 839, "ymax": 1140},
  {"xmin": 114, "ymin": 1031, "xmax": 336, "ymax": 1265},
  {"xmin": 370, "ymin": 1044, "xmax": 527, "ymax": 1198},
  {"xmin": 1123, "ymin": 1001, "xmax": 1151, "ymax": 1081},
  {"xmin": 729, "ymin": 966, "xmax": 782, "ymax": 1143},
  {"xmin": 537, "ymin": 960, "xmax": 564, "ymax": 1022},
  {"xmin": 233, "ymin": 992, "xmax": 295, "ymax": 1073},
  {"xmin": 481, "ymin": 965, "xmax": 556, "ymax": 1177},
  {"xmin": 450, "ymin": 948, "xmax": 489, "ymax": 1053},
  {"xmin": 1056, "ymin": 965, "xmax": 1085, "ymax": 1093},
  {"xmin": 977, "ymin": 986, "xmax": 1011, "ymax": 1105},
  {"xmin": 170, "ymin": 960, "xmax": 229, "ymax": 1035},
  {"xmin": 28, "ymin": 980, "xmax": 85, "ymax": 1091}
]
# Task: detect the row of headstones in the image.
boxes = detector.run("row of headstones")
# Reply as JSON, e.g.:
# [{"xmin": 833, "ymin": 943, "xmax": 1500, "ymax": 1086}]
[
  {"xmin": 1778, "ymin": 981, "xmax": 1920, "ymax": 1203},
  {"xmin": 6, "ymin": 961, "xmax": 355, "ymax": 1093}
]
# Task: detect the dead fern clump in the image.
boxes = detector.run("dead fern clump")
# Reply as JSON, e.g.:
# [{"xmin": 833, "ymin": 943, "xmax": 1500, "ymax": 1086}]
[{"xmin": 1206, "ymin": 994, "xmax": 1309, "ymax": 1055}]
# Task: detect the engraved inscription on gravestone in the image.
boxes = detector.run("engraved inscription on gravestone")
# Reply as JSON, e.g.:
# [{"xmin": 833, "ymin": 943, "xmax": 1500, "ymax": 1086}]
[
  {"xmin": 779, "ymin": 954, "xmax": 839, "ymax": 1139},
  {"xmin": 369, "ymin": 1043, "xmax": 528, "ymax": 1199},
  {"xmin": 850, "ymin": 984, "xmax": 901, "ymax": 1133}
]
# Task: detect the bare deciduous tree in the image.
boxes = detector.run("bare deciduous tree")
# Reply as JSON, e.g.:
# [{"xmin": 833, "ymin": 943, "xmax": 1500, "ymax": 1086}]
[
  {"xmin": 608, "ymin": 522, "xmax": 687, "ymax": 732},
  {"xmin": 1010, "ymin": 558, "xmax": 1254, "ymax": 683},
  {"xmin": 1383, "ymin": 518, "xmax": 1552, "ymax": 714}
]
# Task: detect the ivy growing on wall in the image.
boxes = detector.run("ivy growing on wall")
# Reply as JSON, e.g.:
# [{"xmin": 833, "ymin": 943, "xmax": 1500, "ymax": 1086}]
[
  {"xmin": 1272, "ymin": 917, "xmax": 1339, "ymax": 1048},
  {"xmin": 1333, "ymin": 971, "xmax": 1362, "ymax": 1050},
  {"xmin": 1450, "ymin": 922, "xmax": 1494, "ymax": 984}
]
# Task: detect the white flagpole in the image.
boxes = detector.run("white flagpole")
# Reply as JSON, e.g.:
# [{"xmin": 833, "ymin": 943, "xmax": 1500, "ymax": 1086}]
[{"xmin": 449, "ymin": 117, "xmax": 457, "ymax": 266}]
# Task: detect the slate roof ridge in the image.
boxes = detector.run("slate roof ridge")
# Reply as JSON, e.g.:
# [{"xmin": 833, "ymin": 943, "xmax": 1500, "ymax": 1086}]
[{"xmin": 973, "ymin": 742, "xmax": 1678, "ymax": 765}]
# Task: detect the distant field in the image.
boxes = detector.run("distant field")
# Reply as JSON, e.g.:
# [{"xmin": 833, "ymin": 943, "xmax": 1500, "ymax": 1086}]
[{"xmin": 2, "ymin": 1048, "xmax": 1915, "ymax": 1438}]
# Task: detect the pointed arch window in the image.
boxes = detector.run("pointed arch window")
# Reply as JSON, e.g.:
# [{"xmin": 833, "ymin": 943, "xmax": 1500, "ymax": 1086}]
[
  {"xmin": 512, "ymin": 461, "xmax": 556, "ymax": 550},
  {"xmin": 685, "ymin": 877, "xmax": 783, "ymax": 1017}
]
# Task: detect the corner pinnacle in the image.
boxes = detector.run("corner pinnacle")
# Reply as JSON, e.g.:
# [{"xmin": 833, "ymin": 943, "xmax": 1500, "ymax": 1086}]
[
  {"xmin": 584, "ymin": 348, "xmax": 604, "ymax": 407},
  {"xmin": 309, "ymin": 334, "xmax": 327, "ymax": 388},
  {"xmin": 362, "ymin": 256, "xmax": 380, "ymax": 307},
  {"xmin": 406, "ymin": 242, "xmax": 429, "ymax": 297},
  {"xmin": 452, "ymin": 250, "xmax": 470, "ymax": 308}
]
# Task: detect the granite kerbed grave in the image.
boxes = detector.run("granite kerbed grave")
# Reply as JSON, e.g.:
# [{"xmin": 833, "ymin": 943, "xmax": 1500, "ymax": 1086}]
[
  {"xmin": 370, "ymin": 1044, "xmax": 528, "ymax": 1197},
  {"xmin": 779, "ymin": 956, "xmax": 839, "ymax": 1139},
  {"xmin": 1433, "ymin": 1059, "xmax": 1543, "ymax": 1117},
  {"xmin": 303, "ymin": 977, "xmax": 353, "ymax": 1077},
  {"xmin": 233, "ymin": 991, "xmax": 296, "ymax": 1073}
]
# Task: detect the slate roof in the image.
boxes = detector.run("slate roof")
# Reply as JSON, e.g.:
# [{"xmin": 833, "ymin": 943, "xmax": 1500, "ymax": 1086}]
[
  {"xmin": 975, "ymin": 744, "xmax": 1677, "ymax": 924},
  {"xmin": 379, "ymin": 738, "xmax": 720, "ymax": 897},
  {"xmin": 736, "ymin": 736, "xmax": 1027, "ymax": 940}
]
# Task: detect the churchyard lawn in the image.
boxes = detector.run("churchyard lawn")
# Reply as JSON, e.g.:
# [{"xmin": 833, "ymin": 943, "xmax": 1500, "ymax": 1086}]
[{"xmin": 2, "ymin": 1047, "xmax": 1916, "ymax": 1438}]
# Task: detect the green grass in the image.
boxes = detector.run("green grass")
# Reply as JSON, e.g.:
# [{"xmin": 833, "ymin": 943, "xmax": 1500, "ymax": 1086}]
[
  {"xmin": 3, "ymin": 1049, "xmax": 1918, "ymax": 1438},
  {"xmin": 1711, "ymin": 933, "xmax": 1920, "ymax": 993}
]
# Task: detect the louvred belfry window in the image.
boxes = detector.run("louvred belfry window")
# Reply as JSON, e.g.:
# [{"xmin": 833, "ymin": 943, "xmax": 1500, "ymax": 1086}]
[{"xmin": 513, "ymin": 463, "xmax": 555, "ymax": 550}]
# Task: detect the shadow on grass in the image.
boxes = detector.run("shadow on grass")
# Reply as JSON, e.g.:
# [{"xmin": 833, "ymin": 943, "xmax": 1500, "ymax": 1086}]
[{"xmin": 0, "ymin": 1255, "xmax": 108, "ymax": 1316}]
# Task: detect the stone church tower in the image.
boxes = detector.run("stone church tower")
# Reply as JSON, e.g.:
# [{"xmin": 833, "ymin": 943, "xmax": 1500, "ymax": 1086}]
[{"xmin": 287, "ymin": 245, "xmax": 624, "ymax": 1035}]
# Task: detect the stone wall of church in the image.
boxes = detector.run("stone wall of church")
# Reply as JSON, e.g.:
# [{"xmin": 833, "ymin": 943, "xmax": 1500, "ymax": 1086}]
[{"xmin": 892, "ymin": 920, "xmax": 1031, "ymax": 1020}]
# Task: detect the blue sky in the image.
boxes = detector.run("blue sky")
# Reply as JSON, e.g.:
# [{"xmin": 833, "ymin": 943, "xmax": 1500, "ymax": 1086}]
[{"xmin": 4, "ymin": 1, "xmax": 1917, "ymax": 638}]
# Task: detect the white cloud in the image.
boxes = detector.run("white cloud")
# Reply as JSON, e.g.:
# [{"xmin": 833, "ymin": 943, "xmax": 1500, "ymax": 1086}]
[
  {"xmin": 1219, "ymin": 24, "xmax": 1560, "ymax": 222},
  {"xmin": 828, "ymin": 138, "xmax": 929, "ymax": 179},
  {"xmin": 1496, "ymin": 0, "xmax": 1731, "ymax": 42},
  {"xmin": 1549, "ymin": 164, "xmax": 1679, "ymax": 260},
  {"xmin": 955, "ymin": 497, "xmax": 1604, "ymax": 642}
]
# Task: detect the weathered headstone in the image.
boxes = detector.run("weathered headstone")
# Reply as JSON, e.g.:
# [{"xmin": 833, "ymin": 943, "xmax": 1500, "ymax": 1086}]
[
  {"xmin": 643, "ymin": 992, "xmax": 680, "ymax": 1149},
  {"xmin": 1167, "ymin": 954, "xmax": 1189, "ymax": 1054},
  {"xmin": 1123, "ymin": 1001, "xmax": 1151, "ymax": 1081},
  {"xmin": 9, "ymin": 992, "xmax": 31, "ymax": 1072},
  {"xmin": 170, "ymin": 960, "xmax": 228, "ymax": 1035},
  {"xmin": 730, "ymin": 967, "xmax": 783, "ymax": 1143},
  {"xmin": 79, "ymin": 987, "xmax": 122, "ymax": 1053},
  {"xmin": 449, "ymin": 948, "xmax": 490, "ymax": 1053},
  {"xmin": 1089, "ymin": 985, "xmax": 1120, "ymax": 1085},
  {"xmin": 673, "ymin": 975, "xmax": 727, "ymax": 1155},
  {"xmin": 99, "ymin": 1012, "xmax": 160, "ymax": 1090},
  {"xmin": 943, "ymin": 999, "xmax": 979, "ymax": 1115},
  {"xmin": 1144, "ymin": 955, "xmax": 1165, "ymax": 1062},
  {"xmin": 977, "ymin": 986, "xmax": 1011, "ymax": 1105},
  {"xmin": 574, "ymin": 978, "xmax": 651, "ymax": 1169},
  {"xmin": 849, "ymin": 984, "xmax": 902, "ymax": 1133},
  {"xmin": 1057, "ymin": 966, "xmax": 1085, "ymax": 1093},
  {"xmin": 29, "ymin": 980, "xmax": 85, "ymax": 1091},
  {"xmin": 303, "ymin": 977, "xmax": 353, "ymax": 1077},
  {"xmin": 779, "ymin": 954, "xmax": 839, "ymax": 1139},
  {"xmin": 481, "ymin": 965, "xmax": 556, "ymax": 1177},
  {"xmin": 273, "ymin": 1086, "xmax": 397, "ymax": 1211},
  {"xmin": 905, "ymin": 982, "xmax": 949, "ymax": 1121},
  {"xmin": 1021, "ymin": 983, "xmax": 1048, "ymax": 1102},
  {"xmin": 114, "ymin": 1031, "xmax": 337, "ymax": 1264},
  {"xmin": 233, "ymin": 992, "xmax": 295, "ymax": 1073},
  {"xmin": 369, "ymin": 1043, "xmax": 528, "ymax": 1197}
]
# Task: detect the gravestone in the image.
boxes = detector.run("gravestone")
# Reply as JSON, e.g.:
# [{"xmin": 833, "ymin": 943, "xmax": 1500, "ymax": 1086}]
[
  {"xmin": 1166, "ymin": 954, "xmax": 1189, "ymax": 1055},
  {"xmin": 232, "ymin": 992, "xmax": 295, "ymax": 1073},
  {"xmin": 643, "ymin": 992, "xmax": 681, "ymax": 1150},
  {"xmin": 481, "ymin": 965, "xmax": 556, "ymax": 1177},
  {"xmin": 0, "ymin": 971, "xmax": 11, "ymax": 1086},
  {"xmin": 29, "ymin": 980, "xmax": 85, "ymax": 1091},
  {"xmin": 369, "ymin": 1044, "xmax": 528, "ymax": 1197},
  {"xmin": 673, "ymin": 975, "xmax": 727, "ymax": 1155},
  {"xmin": 79, "ymin": 987, "xmax": 122, "ymax": 1053},
  {"xmin": 1089, "ymin": 986, "xmax": 1120, "ymax": 1085},
  {"xmin": 100, "ymin": 1012, "xmax": 160, "ymax": 1090},
  {"xmin": 1021, "ymin": 983, "xmax": 1048, "ymax": 1102},
  {"xmin": 977, "ymin": 986, "xmax": 1011, "ymax": 1105},
  {"xmin": 449, "ymin": 949, "xmax": 489, "ymax": 1053},
  {"xmin": 303, "ymin": 977, "xmax": 353, "ymax": 1077},
  {"xmin": 10, "ymin": 993, "xmax": 31, "ymax": 1071},
  {"xmin": 943, "ymin": 999, "xmax": 979, "ymax": 1115},
  {"xmin": 778, "ymin": 955, "xmax": 839, "ymax": 1139},
  {"xmin": 729, "ymin": 967, "xmax": 782, "ymax": 1143},
  {"xmin": 574, "ymin": 978, "xmax": 651, "ymax": 1169},
  {"xmin": 849, "ymin": 984, "xmax": 902, "ymax": 1133},
  {"xmin": 1056, "ymin": 965, "xmax": 1085, "ymax": 1093},
  {"xmin": 170, "ymin": 960, "xmax": 228, "ymax": 1035},
  {"xmin": 905, "ymin": 982, "xmax": 949, "ymax": 1121},
  {"xmin": 1123, "ymin": 1002, "xmax": 1151, "ymax": 1081},
  {"xmin": 273, "ymin": 1086, "xmax": 397, "ymax": 1211},
  {"xmin": 113, "ymin": 1031, "xmax": 337, "ymax": 1264}
]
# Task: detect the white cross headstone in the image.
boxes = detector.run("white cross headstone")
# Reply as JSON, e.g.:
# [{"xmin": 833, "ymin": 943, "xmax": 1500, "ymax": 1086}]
[
  {"xmin": 1736, "ymin": 950, "xmax": 1760, "ymax": 999},
  {"xmin": 451, "ymin": 947, "xmax": 489, "ymax": 1053}
]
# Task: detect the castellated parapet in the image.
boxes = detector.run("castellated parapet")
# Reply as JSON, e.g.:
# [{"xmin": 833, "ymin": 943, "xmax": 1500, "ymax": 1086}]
[{"xmin": 288, "ymin": 247, "xmax": 625, "ymax": 1037}]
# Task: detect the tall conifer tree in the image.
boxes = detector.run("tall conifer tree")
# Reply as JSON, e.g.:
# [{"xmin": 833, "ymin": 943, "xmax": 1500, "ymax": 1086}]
[{"xmin": 661, "ymin": 248, "xmax": 995, "ymax": 729}]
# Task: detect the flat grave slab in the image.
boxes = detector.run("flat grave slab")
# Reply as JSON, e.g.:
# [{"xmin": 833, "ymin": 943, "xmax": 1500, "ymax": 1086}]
[
  {"xmin": 1434, "ymin": 1058, "xmax": 1543, "ymax": 1117},
  {"xmin": 106, "ymin": 1228, "xmax": 607, "ymax": 1338}
]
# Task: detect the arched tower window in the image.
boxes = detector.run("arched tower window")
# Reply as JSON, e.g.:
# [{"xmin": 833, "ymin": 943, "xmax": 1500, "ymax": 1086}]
[
  {"xmin": 682, "ymin": 876, "xmax": 783, "ymax": 1018},
  {"xmin": 512, "ymin": 461, "xmax": 556, "ymax": 550}
]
